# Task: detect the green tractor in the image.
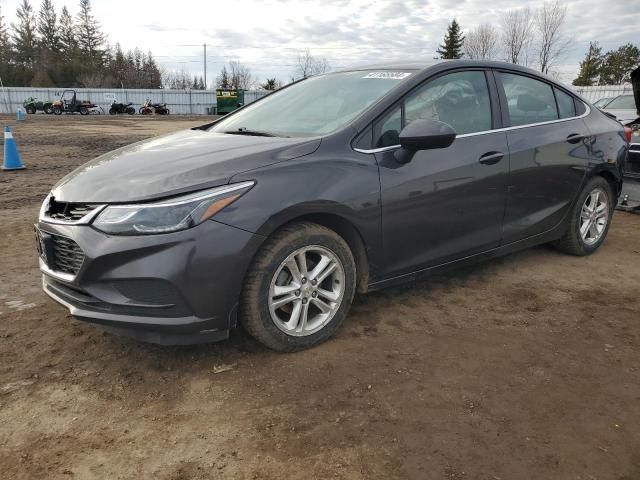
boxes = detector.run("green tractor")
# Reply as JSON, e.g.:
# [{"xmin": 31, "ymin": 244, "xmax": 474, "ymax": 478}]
[{"xmin": 23, "ymin": 97, "xmax": 54, "ymax": 114}]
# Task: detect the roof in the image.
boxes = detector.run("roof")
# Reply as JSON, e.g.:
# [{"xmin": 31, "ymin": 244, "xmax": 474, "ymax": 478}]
[{"xmin": 339, "ymin": 59, "xmax": 541, "ymax": 74}]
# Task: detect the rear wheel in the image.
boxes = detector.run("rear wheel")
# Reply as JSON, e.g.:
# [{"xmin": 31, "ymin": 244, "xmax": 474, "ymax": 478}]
[
  {"xmin": 53, "ymin": 106, "xmax": 62, "ymax": 115},
  {"xmin": 553, "ymin": 176, "xmax": 614, "ymax": 255},
  {"xmin": 239, "ymin": 222, "xmax": 356, "ymax": 352},
  {"xmin": 25, "ymin": 105, "xmax": 36, "ymax": 114},
  {"xmin": 79, "ymin": 106, "xmax": 89, "ymax": 115},
  {"xmin": 44, "ymin": 105, "xmax": 53, "ymax": 114}
]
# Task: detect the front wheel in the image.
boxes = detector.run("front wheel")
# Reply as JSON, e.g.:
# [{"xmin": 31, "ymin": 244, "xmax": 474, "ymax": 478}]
[
  {"xmin": 108, "ymin": 107, "xmax": 117, "ymax": 115},
  {"xmin": 26, "ymin": 106, "xmax": 36, "ymax": 114},
  {"xmin": 239, "ymin": 222, "xmax": 356, "ymax": 352},
  {"xmin": 553, "ymin": 176, "xmax": 614, "ymax": 256},
  {"xmin": 53, "ymin": 107, "xmax": 62, "ymax": 115},
  {"xmin": 44, "ymin": 105, "xmax": 53, "ymax": 114},
  {"xmin": 126, "ymin": 107, "xmax": 135, "ymax": 115},
  {"xmin": 79, "ymin": 106, "xmax": 89, "ymax": 115}
]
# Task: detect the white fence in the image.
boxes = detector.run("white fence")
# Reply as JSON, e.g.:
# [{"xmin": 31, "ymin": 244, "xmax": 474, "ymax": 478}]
[
  {"xmin": 0, "ymin": 87, "xmax": 269, "ymax": 114},
  {"xmin": 0, "ymin": 84, "xmax": 632, "ymax": 115},
  {"xmin": 570, "ymin": 85, "xmax": 632, "ymax": 102}
]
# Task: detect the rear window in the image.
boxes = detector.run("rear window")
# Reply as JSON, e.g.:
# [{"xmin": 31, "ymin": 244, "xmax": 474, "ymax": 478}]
[
  {"xmin": 500, "ymin": 72, "xmax": 559, "ymax": 126},
  {"xmin": 606, "ymin": 95, "xmax": 636, "ymax": 110},
  {"xmin": 555, "ymin": 88, "xmax": 576, "ymax": 119}
]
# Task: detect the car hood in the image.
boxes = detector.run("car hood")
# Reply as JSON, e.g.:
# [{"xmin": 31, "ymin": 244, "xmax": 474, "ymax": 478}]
[{"xmin": 51, "ymin": 129, "xmax": 321, "ymax": 203}]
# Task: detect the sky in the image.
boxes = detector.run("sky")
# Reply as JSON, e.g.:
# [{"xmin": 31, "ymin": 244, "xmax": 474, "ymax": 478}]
[{"xmin": 1, "ymin": 0, "xmax": 639, "ymax": 87}]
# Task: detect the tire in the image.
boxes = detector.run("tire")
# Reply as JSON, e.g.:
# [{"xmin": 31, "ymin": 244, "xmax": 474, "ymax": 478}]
[
  {"xmin": 239, "ymin": 222, "xmax": 357, "ymax": 352},
  {"xmin": 26, "ymin": 106, "xmax": 36, "ymax": 114},
  {"xmin": 109, "ymin": 108, "xmax": 117, "ymax": 115},
  {"xmin": 553, "ymin": 176, "xmax": 614, "ymax": 256},
  {"xmin": 79, "ymin": 106, "xmax": 89, "ymax": 115},
  {"xmin": 44, "ymin": 105, "xmax": 53, "ymax": 114},
  {"xmin": 126, "ymin": 107, "xmax": 135, "ymax": 115},
  {"xmin": 53, "ymin": 107, "xmax": 62, "ymax": 115}
]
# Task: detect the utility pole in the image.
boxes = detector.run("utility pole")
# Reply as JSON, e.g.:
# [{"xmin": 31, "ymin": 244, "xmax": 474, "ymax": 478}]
[{"xmin": 203, "ymin": 43, "xmax": 207, "ymax": 89}]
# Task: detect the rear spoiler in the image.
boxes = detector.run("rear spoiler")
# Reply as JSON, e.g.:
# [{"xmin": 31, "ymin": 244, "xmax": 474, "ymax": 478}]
[{"xmin": 632, "ymin": 66, "xmax": 640, "ymax": 116}]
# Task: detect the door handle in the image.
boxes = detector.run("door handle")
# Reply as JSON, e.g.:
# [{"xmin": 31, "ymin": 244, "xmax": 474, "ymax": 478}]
[
  {"xmin": 478, "ymin": 151, "xmax": 504, "ymax": 165},
  {"xmin": 566, "ymin": 133, "xmax": 585, "ymax": 144}
]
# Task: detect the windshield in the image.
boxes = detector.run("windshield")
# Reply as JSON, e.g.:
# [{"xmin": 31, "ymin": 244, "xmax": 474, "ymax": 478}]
[
  {"xmin": 606, "ymin": 95, "xmax": 636, "ymax": 110},
  {"xmin": 593, "ymin": 97, "xmax": 611, "ymax": 107},
  {"xmin": 210, "ymin": 70, "xmax": 414, "ymax": 137}
]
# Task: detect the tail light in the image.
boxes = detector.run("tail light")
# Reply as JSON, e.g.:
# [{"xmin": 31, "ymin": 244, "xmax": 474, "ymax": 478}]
[{"xmin": 624, "ymin": 126, "xmax": 632, "ymax": 143}]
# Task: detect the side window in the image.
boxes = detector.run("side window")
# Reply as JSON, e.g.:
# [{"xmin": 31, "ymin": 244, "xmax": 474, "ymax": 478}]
[
  {"xmin": 500, "ymin": 72, "xmax": 558, "ymax": 126},
  {"xmin": 555, "ymin": 88, "xmax": 576, "ymax": 119},
  {"xmin": 373, "ymin": 104, "xmax": 401, "ymax": 148},
  {"xmin": 405, "ymin": 71, "xmax": 492, "ymax": 135}
]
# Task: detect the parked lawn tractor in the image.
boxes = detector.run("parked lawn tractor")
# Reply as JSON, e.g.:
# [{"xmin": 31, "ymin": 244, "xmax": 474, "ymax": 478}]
[
  {"xmin": 23, "ymin": 97, "xmax": 54, "ymax": 114},
  {"xmin": 52, "ymin": 90, "xmax": 100, "ymax": 115}
]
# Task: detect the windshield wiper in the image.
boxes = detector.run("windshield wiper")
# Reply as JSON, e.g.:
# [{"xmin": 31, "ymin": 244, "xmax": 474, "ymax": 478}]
[{"xmin": 223, "ymin": 127, "xmax": 284, "ymax": 137}]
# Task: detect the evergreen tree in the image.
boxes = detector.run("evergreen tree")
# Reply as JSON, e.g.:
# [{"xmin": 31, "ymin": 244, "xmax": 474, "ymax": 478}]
[
  {"xmin": 599, "ymin": 43, "xmax": 640, "ymax": 85},
  {"xmin": 58, "ymin": 6, "xmax": 81, "ymax": 85},
  {"xmin": 59, "ymin": 6, "xmax": 77, "ymax": 57},
  {"xmin": 12, "ymin": 0, "xmax": 38, "ymax": 66},
  {"xmin": 197, "ymin": 76, "xmax": 205, "ymax": 90},
  {"xmin": 76, "ymin": 0, "xmax": 105, "ymax": 67},
  {"xmin": 437, "ymin": 19, "xmax": 465, "ymax": 59},
  {"xmin": 109, "ymin": 42, "xmax": 126, "ymax": 86},
  {"xmin": 572, "ymin": 42, "xmax": 602, "ymax": 86},
  {"xmin": 37, "ymin": 0, "xmax": 59, "ymax": 52},
  {"xmin": 142, "ymin": 51, "xmax": 162, "ymax": 88},
  {"xmin": 0, "ymin": 6, "xmax": 9, "ymax": 60},
  {"xmin": 261, "ymin": 78, "xmax": 277, "ymax": 90},
  {"xmin": 216, "ymin": 65, "xmax": 231, "ymax": 88},
  {"xmin": 0, "ymin": 6, "xmax": 9, "ymax": 51},
  {"xmin": 0, "ymin": 5, "xmax": 11, "ymax": 83}
]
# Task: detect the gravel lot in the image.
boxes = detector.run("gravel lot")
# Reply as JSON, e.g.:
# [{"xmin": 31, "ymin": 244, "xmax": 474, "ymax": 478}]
[{"xmin": 1, "ymin": 115, "xmax": 640, "ymax": 480}]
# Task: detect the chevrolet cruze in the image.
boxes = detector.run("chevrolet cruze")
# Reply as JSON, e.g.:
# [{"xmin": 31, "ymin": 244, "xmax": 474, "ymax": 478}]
[{"xmin": 36, "ymin": 60, "xmax": 628, "ymax": 351}]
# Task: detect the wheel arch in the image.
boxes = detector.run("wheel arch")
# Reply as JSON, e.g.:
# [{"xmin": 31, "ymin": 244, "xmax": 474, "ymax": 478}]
[
  {"xmin": 591, "ymin": 166, "xmax": 622, "ymax": 201},
  {"xmin": 251, "ymin": 209, "xmax": 371, "ymax": 294}
]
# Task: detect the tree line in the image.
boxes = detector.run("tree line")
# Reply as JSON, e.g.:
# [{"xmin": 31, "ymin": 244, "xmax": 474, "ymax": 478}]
[
  {"xmin": 437, "ymin": 1, "xmax": 572, "ymax": 74},
  {"xmin": 436, "ymin": 0, "xmax": 639, "ymax": 85},
  {"xmin": 573, "ymin": 42, "xmax": 640, "ymax": 86},
  {"xmin": 0, "ymin": 0, "xmax": 204, "ymax": 89}
]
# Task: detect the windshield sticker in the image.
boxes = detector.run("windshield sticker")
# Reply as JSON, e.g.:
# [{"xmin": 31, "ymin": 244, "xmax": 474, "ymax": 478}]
[{"xmin": 363, "ymin": 71, "xmax": 412, "ymax": 80}]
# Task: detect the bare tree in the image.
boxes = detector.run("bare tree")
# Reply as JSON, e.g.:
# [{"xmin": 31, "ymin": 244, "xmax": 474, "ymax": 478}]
[
  {"xmin": 295, "ymin": 49, "xmax": 330, "ymax": 79},
  {"xmin": 464, "ymin": 24, "xmax": 499, "ymax": 60},
  {"xmin": 229, "ymin": 60, "xmax": 255, "ymax": 89},
  {"xmin": 533, "ymin": 0, "xmax": 571, "ymax": 74},
  {"xmin": 500, "ymin": 7, "xmax": 533, "ymax": 65}
]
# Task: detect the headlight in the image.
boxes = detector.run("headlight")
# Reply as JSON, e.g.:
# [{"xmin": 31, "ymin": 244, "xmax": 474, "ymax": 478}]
[{"xmin": 92, "ymin": 181, "xmax": 254, "ymax": 235}]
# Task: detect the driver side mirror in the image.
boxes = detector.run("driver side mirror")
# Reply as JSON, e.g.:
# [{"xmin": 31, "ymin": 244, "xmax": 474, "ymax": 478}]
[{"xmin": 395, "ymin": 118, "xmax": 457, "ymax": 164}]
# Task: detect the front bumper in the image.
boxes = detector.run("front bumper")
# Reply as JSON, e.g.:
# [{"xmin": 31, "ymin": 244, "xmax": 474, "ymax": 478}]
[{"xmin": 37, "ymin": 218, "xmax": 264, "ymax": 345}]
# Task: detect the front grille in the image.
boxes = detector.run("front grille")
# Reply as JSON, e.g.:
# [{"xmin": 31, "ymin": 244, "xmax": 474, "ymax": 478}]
[
  {"xmin": 50, "ymin": 234, "xmax": 85, "ymax": 275},
  {"xmin": 47, "ymin": 198, "xmax": 99, "ymax": 222}
]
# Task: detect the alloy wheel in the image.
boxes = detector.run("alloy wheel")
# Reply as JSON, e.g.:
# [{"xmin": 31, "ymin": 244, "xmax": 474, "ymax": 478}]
[
  {"xmin": 268, "ymin": 245, "xmax": 345, "ymax": 336},
  {"xmin": 579, "ymin": 187, "xmax": 609, "ymax": 246}
]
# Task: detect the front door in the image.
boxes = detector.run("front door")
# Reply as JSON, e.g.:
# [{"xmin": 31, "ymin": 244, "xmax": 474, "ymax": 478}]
[{"xmin": 376, "ymin": 70, "xmax": 509, "ymax": 278}]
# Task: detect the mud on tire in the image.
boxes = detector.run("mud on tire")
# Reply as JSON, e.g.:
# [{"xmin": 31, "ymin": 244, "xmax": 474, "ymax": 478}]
[{"xmin": 239, "ymin": 222, "xmax": 356, "ymax": 352}]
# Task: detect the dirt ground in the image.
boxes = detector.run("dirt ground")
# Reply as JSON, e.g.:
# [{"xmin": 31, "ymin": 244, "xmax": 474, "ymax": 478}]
[{"xmin": 1, "ymin": 114, "xmax": 640, "ymax": 480}]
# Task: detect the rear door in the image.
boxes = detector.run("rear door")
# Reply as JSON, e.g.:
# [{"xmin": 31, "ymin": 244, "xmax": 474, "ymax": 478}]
[
  {"xmin": 375, "ymin": 70, "xmax": 509, "ymax": 277},
  {"xmin": 496, "ymin": 71, "xmax": 592, "ymax": 243}
]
